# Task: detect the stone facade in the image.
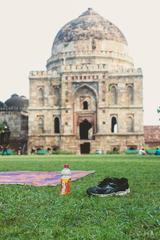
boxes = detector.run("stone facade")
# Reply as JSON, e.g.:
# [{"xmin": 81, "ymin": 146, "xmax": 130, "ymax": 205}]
[
  {"xmin": 0, "ymin": 94, "xmax": 28, "ymax": 152},
  {"xmin": 0, "ymin": 111, "xmax": 28, "ymax": 149},
  {"xmin": 144, "ymin": 126, "xmax": 160, "ymax": 147},
  {"xmin": 28, "ymin": 8, "xmax": 144, "ymax": 153}
]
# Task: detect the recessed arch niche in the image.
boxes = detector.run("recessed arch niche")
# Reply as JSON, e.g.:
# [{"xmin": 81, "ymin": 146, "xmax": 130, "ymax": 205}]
[{"xmin": 73, "ymin": 85, "xmax": 97, "ymax": 112}]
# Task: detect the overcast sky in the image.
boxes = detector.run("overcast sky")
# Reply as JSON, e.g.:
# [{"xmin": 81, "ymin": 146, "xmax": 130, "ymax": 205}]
[{"xmin": 0, "ymin": 0, "xmax": 160, "ymax": 125}]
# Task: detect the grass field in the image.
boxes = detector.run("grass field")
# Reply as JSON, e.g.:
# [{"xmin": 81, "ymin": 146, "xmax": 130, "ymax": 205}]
[{"xmin": 0, "ymin": 154, "xmax": 160, "ymax": 240}]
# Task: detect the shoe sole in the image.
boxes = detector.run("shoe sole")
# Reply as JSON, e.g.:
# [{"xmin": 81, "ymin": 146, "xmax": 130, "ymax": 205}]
[{"xmin": 89, "ymin": 188, "xmax": 130, "ymax": 197}]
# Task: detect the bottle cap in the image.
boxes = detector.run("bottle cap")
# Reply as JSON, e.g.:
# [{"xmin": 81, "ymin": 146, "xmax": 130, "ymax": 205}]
[{"xmin": 64, "ymin": 164, "xmax": 69, "ymax": 168}]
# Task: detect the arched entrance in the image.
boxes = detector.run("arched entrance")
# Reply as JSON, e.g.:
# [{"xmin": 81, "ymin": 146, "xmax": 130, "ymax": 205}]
[
  {"xmin": 79, "ymin": 119, "xmax": 92, "ymax": 140},
  {"xmin": 111, "ymin": 117, "xmax": 118, "ymax": 133},
  {"xmin": 80, "ymin": 142, "xmax": 90, "ymax": 154}
]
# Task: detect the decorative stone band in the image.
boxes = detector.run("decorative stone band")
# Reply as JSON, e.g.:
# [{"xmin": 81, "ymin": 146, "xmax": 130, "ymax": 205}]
[
  {"xmin": 60, "ymin": 65, "xmax": 142, "ymax": 76},
  {"xmin": 109, "ymin": 68, "xmax": 142, "ymax": 77},
  {"xmin": 29, "ymin": 71, "xmax": 60, "ymax": 79},
  {"xmin": 47, "ymin": 50, "xmax": 133, "ymax": 67},
  {"xmin": 47, "ymin": 50, "xmax": 133, "ymax": 61},
  {"xmin": 29, "ymin": 67, "xmax": 142, "ymax": 79},
  {"xmin": 29, "ymin": 71, "xmax": 48, "ymax": 77}
]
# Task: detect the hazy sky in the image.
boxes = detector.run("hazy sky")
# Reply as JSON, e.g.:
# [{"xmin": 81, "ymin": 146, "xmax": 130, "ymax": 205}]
[{"xmin": 0, "ymin": 0, "xmax": 160, "ymax": 125}]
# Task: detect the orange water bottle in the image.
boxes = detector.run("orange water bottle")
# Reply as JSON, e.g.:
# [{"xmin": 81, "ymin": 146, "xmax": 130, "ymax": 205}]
[{"xmin": 60, "ymin": 164, "xmax": 71, "ymax": 195}]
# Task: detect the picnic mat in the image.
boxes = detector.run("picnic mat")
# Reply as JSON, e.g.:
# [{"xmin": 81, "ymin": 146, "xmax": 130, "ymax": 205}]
[{"xmin": 0, "ymin": 171, "xmax": 95, "ymax": 186}]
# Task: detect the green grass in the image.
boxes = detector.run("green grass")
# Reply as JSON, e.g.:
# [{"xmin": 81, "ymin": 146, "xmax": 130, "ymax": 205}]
[{"xmin": 0, "ymin": 155, "xmax": 160, "ymax": 240}]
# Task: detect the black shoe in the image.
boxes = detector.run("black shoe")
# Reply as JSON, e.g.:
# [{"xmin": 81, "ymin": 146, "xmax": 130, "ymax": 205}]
[{"xmin": 87, "ymin": 177, "xmax": 130, "ymax": 197}]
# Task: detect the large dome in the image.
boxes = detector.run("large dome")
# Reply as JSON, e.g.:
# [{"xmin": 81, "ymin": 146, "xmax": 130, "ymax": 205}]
[
  {"xmin": 5, "ymin": 94, "xmax": 28, "ymax": 111},
  {"xmin": 47, "ymin": 8, "xmax": 133, "ymax": 71},
  {"xmin": 53, "ymin": 8, "xmax": 127, "ymax": 46}
]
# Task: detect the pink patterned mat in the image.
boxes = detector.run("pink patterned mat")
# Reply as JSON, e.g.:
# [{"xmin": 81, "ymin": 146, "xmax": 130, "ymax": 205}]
[{"xmin": 0, "ymin": 171, "xmax": 95, "ymax": 186}]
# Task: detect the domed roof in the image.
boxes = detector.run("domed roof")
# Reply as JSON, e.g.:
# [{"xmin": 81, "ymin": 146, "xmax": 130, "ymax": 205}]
[
  {"xmin": 47, "ymin": 8, "xmax": 133, "ymax": 71},
  {"xmin": 53, "ymin": 8, "xmax": 127, "ymax": 47},
  {"xmin": 5, "ymin": 94, "xmax": 28, "ymax": 110},
  {"xmin": 0, "ymin": 101, "xmax": 4, "ymax": 107}
]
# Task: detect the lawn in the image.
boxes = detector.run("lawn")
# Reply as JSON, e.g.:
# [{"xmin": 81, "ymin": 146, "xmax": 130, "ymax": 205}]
[{"xmin": 0, "ymin": 155, "xmax": 160, "ymax": 240}]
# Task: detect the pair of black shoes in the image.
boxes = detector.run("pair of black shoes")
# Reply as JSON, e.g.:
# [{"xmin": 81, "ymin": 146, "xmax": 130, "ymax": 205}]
[{"xmin": 87, "ymin": 177, "xmax": 130, "ymax": 197}]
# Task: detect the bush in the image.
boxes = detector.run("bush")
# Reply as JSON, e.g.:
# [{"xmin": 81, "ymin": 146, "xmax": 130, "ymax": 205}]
[
  {"xmin": 107, "ymin": 150, "xmax": 120, "ymax": 154},
  {"xmin": 36, "ymin": 149, "xmax": 48, "ymax": 155},
  {"xmin": 125, "ymin": 149, "xmax": 138, "ymax": 154}
]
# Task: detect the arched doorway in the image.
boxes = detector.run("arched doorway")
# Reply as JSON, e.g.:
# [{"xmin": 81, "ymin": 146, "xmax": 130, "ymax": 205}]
[
  {"xmin": 111, "ymin": 117, "xmax": 118, "ymax": 133},
  {"xmin": 80, "ymin": 142, "xmax": 90, "ymax": 154},
  {"xmin": 79, "ymin": 119, "xmax": 92, "ymax": 140},
  {"xmin": 83, "ymin": 101, "xmax": 88, "ymax": 110}
]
